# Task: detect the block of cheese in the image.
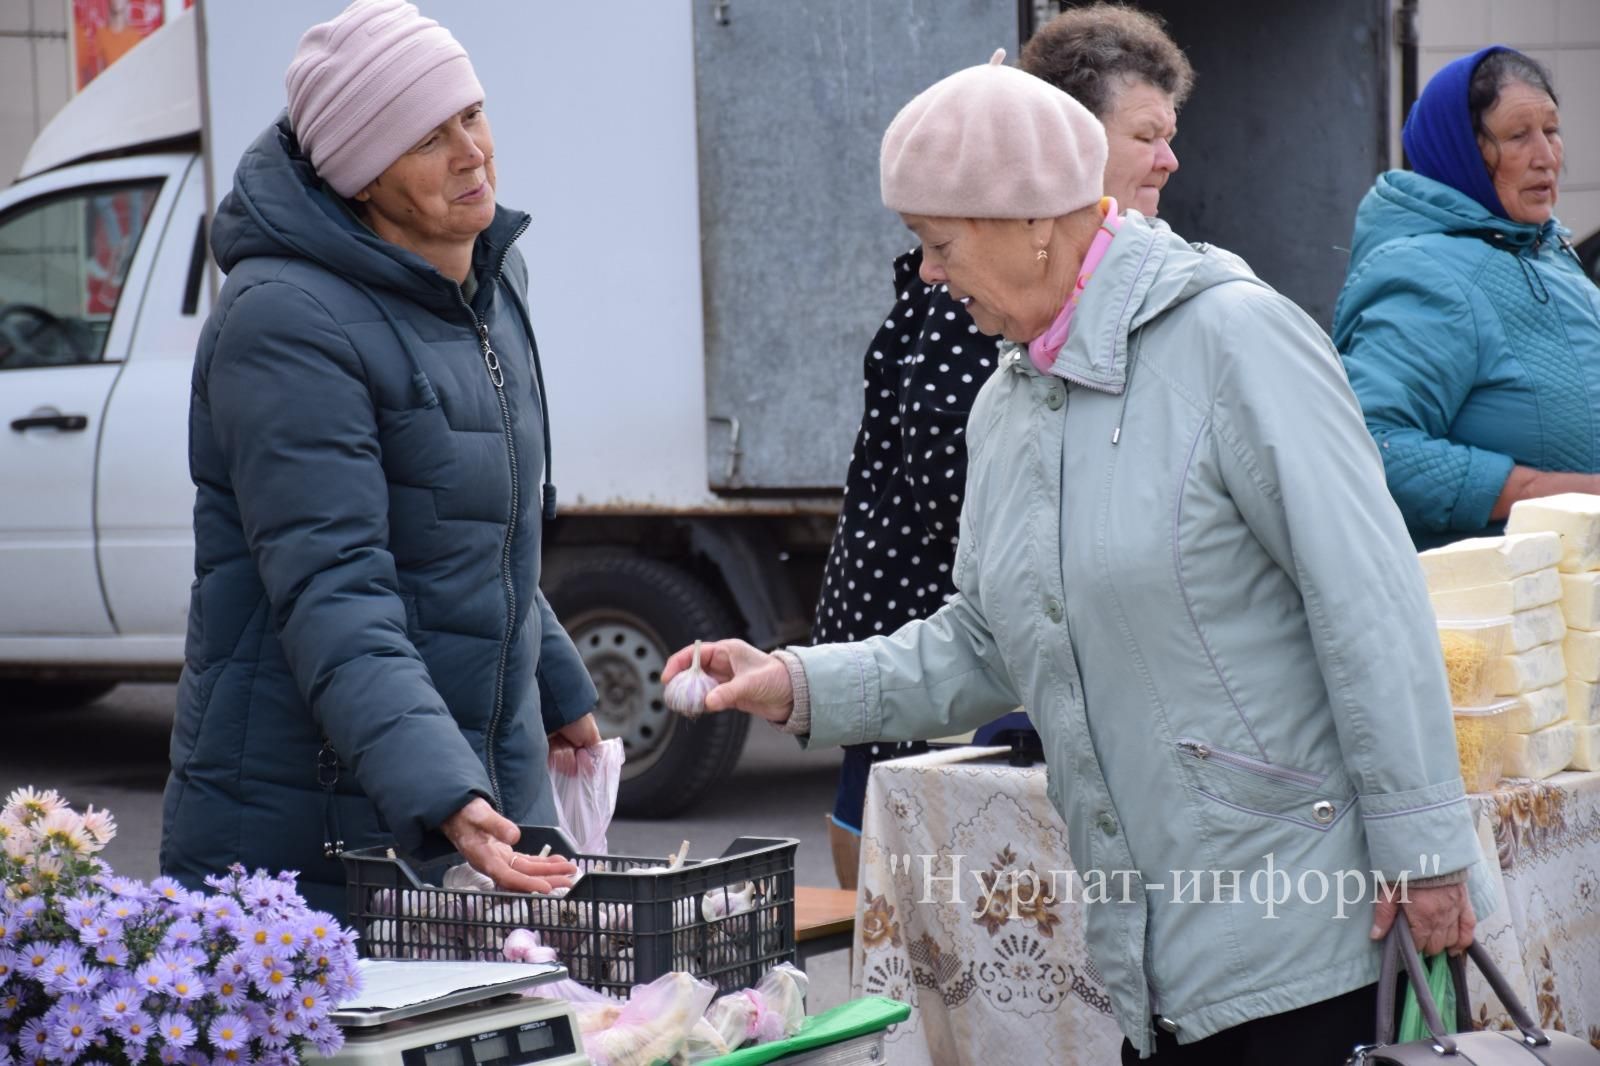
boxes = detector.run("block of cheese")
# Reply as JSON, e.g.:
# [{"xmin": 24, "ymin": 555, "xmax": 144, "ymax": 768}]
[
  {"xmin": 1506, "ymin": 604, "xmax": 1568, "ymax": 652},
  {"xmin": 1566, "ymin": 628, "xmax": 1600, "ymax": 682},
  {"xmin": 1568, "ymin": 722, "xmax": 1600, "ymax": 771},
  {"xmin": 1489, "ymin": 641, "xmax": 1567, "ymax": 695},
  {"xmin": 1418, "ymin": 532, "xmax": 1561, "ymax": 590},
  {"xmin": 1562, "ymin": 571, "xmax": 1600, "ymax": 631},
  {"xmin": 1507, "ymin": 494, "xmax": 1600, "ymax": 572},
  {"xmin": 1567, "ymin": 678, "xmax": 1600, "ymax": 725},
  {"xmin": 1504, "ymin": 682, "xmax": 1568, "ymax": 734},
  {"xmin": 1429, "ymin": 568, "xmax": 1562, "ymax": 619},
  {"xmin": 1503, "ymin": 720, "xmax": 1575, "ymax": 779}
]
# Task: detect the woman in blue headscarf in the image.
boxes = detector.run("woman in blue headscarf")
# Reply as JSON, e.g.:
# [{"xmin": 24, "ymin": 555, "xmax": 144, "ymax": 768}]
[{"xmin": 1333, "ymin": 47, "xmax": 1600, "ymax": 548}]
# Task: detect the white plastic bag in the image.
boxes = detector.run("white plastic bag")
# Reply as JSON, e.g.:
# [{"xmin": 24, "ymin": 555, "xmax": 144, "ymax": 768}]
[
  {"xmin": 580, "ymin": 972, "xmax": 716, "ymax": 1066},
  {"xmin": 549, "ymin": 736, "xmax": 625, "ymax": 855}
]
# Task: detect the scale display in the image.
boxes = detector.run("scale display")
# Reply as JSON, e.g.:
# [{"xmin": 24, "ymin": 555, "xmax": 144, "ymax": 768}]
[{"xmin": 402, "ymin": 1018, "xmax": 574, "ymax": 1066}]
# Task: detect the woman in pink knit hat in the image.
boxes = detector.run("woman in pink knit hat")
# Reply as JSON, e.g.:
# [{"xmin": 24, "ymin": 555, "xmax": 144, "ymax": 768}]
[
  {"xmin": 162, "ymin": 0, "xmax": 600, "ymax": 913},
  {"xmin": 669, "ymin": 49, "xmax": 1494, "ymax": 1063}
]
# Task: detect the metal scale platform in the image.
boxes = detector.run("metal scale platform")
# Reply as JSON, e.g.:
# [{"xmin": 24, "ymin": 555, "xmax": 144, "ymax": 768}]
[{"xmin": 320, "ymin": 961, "xmax": 588, "ymax": 1066}]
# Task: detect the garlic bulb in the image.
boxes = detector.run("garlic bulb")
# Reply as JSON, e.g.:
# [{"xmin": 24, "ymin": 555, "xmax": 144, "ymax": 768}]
[{"xmin": 664, "ymin": 640, "xmax": 715, "ymax": 718}]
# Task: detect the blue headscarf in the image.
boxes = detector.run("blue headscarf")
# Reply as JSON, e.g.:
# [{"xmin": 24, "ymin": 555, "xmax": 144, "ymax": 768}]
[{"xmin": 1402, "ymin": 45, "xmax": 1510, "ymax": 219}]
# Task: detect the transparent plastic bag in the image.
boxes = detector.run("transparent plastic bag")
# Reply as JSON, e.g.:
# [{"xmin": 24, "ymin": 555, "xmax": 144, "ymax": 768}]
[
  {"xmin": 549, "ymin": 736, "xmax": 625, "ymax": 855},
  {"xmin": 580, "ymin": 972, "xmax": 716, "ymax": 1066}
]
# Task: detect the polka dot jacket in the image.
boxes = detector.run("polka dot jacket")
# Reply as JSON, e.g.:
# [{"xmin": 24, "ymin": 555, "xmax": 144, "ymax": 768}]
[{"xmin": 813, "ymin": 246, "xmax": 1004, "ymax": 646}]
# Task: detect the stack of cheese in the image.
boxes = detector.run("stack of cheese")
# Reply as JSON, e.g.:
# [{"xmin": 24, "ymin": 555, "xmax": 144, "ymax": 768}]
[
  {"xmin": 1508, "ymin": 494, "xmax": 1600, "ymax": 774},
  {"xmin": 1421, "ymin": 530, "xmax": 1567, "ymax": 789}
]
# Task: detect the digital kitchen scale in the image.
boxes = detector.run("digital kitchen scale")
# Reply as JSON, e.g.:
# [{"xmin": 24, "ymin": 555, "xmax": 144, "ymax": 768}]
[{"xmin": 320, "ymin": 961, "xmax": 588, "ymax": 1066}]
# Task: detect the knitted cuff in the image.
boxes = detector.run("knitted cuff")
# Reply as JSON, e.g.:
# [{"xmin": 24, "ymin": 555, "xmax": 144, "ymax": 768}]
[{"xmin": 770, "ymin": 649, "xmax": 811, "ymax": 736}]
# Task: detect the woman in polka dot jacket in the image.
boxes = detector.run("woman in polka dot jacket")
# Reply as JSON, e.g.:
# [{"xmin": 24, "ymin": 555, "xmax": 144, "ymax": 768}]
[{"xmin": 814, "ymin": 3, "xmax": 1194, "ymax": 888}]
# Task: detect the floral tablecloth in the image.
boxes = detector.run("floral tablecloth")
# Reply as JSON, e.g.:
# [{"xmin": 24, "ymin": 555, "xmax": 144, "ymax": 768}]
[{"xmin": 851, "ymin": 748, "xmax": 1600, "ymax": 1065}]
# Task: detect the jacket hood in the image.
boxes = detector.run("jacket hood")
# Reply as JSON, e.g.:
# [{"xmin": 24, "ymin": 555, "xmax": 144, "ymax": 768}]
[
  {"xmin": 210, "ymin": 114, "xmax": 529, "ymax": 318},
  {"xmin": 1037, "ymin": 211, "xmax": 1266, "ymax": 394},
  {"xmin": 1347, "ymin": 169, "xmax": 1564, "ymax": 275}
]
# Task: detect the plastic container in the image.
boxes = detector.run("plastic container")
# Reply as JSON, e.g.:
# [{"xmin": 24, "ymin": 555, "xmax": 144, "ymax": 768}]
[
  {"xmin": 1436, "ymin": 617, "xmax": 1511, "ymax": 706},
  {"xmin": 1453, "ymin": 700, "xmax": 1515, "ymax": 792},
  {"xmin": 341, "ymin": 825, "xmax": 797, "ymax": 997}
]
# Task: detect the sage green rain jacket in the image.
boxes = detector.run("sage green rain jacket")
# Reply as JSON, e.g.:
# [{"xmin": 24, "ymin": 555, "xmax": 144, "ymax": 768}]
[{"xmin": 791, "ymin": 213, "xmax": 1494, "ymax": 1056}]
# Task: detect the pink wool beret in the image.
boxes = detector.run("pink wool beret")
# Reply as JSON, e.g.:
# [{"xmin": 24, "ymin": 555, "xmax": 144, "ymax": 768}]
[
  {"xmin": 880, "ymin": 49, "xmax": 1108, "ymax": 220},
  {"xmin": 285, "ymin": 0, "xmax": 485, "ymax": 198}
]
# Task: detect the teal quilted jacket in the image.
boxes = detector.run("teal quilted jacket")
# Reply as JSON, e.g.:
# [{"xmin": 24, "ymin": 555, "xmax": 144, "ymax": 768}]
[{"xmin": 1333, "ymin": 170, "xmax": 1600, "ymax": 549}]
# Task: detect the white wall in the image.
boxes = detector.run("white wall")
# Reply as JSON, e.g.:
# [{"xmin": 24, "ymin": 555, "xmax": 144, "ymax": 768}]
[
  {"xmin": 1417, "ymin": 0, "xmax": 1600, "ymax": 241},
  {"xmin": 0, "ymin": 1, "xmax": 72, "ymax": 187}
]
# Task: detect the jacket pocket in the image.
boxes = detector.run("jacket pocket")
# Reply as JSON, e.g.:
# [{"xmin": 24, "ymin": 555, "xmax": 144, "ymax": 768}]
[{"xmin": 1175, "ymin": 738, "xmax": 1353, "ymax": 831}]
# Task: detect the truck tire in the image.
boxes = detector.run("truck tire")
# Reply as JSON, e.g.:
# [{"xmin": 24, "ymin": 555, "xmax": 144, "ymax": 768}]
[
  {"xmin": 0, "ymin": 680, "xmax": 117, "ymax": 710},
  {"xmin": 543, "ymin": 551, "xmax": 750, "ymax": 818}
]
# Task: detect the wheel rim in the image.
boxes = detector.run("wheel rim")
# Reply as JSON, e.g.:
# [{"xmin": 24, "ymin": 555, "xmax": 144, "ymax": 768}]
[{"xmin": 572, "ymin": 617, "xmax": 677, "ymax": 779}]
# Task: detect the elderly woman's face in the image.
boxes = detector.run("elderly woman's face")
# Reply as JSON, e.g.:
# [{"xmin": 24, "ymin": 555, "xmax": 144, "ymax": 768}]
[
  {"xmin": 1100, "ymin": 79, "xmax": 1179, "ymax": 217},
  {"xmin": 1479, "ymin": 81, "xmax": 1562, "ymax": 225},
  {"xmin": 356, "ymin": 104, "xmax": 498, "ymax": 252},
  {"xmin": 907, "ymin": 214, "xmax": 1059, "ymax": 341}
]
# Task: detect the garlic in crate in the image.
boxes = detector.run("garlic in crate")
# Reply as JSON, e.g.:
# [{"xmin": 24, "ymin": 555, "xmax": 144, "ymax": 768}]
[{"xmin": 664, "ymin": 640, "xmax": 716, "ymax": 718}]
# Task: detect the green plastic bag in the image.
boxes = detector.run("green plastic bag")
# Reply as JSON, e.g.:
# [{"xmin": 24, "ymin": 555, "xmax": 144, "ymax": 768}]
[
  {"xmin": 704, "ymin": 996, "xmax": 911, "ymax": 1066},
  {"xmin": 1398, "ymin": 952, "xmax": 1458, "ymax": 1043}
]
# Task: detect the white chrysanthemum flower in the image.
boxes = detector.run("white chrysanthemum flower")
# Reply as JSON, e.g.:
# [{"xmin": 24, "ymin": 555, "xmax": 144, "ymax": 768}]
[
  {"xmin": 39, "ymin": 809, "xmax": 90, "ymax": 858},
  {"xmin": 32, "ymin": 853, "xmax": 63, "ymax": 884},
  {"xmin": 3, "ymin": 787, "xmax": 65, "ymax": 825},
  {"xmin": 1, "ymin": 823, "xmax": 35, "ymax": 860},
  {"xmin": 81, "ymin": 806, "xmax": 116, "ymax": 847}
]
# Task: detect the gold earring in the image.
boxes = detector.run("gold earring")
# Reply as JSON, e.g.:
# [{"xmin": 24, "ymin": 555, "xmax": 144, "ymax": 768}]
[{"xmin": 1036, "ymin": 249, "xmax": 1049, "ymax": 262}]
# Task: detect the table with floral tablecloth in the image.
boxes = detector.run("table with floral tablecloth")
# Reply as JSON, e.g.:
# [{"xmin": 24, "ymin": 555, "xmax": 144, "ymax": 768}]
[{"xmin": 851, "ymin": 747, "xmax": 1600, "ymax": 1065}]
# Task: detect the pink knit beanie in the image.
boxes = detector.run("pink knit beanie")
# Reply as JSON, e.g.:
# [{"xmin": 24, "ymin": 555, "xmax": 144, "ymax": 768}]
[
  {"xmin": 881, "ymin": 49, "xmax": 1107, "ymax": 220},
  {"xmin": 285, "ymin": 0, "xmax": 485, "ymax": 198}
]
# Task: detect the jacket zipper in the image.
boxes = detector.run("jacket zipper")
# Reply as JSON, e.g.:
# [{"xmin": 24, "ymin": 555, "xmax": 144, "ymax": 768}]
[
  {"xmin": 459, "ymin": 217, "xmax": 531, "ymax": 811},
  {"xmin": 1174, "ymin": 738, "xmax": 1323, "ymax": 788}
]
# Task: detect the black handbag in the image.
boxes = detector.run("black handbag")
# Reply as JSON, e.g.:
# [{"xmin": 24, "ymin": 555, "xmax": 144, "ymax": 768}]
[{"xmin": 1347, "ymin": 918, "xmax": 1600, "ymax": 1064}]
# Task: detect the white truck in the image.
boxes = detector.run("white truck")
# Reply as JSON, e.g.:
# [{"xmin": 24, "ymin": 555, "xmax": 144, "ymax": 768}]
[{"xmin": 0, "ymin": 1, "xmax": 1017, "ymax": 814}]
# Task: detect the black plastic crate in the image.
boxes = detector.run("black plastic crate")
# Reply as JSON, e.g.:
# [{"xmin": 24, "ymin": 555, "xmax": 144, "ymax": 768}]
[{"xmin": 341, "ymin": 826, "xmax": 797, "ymax": 997}]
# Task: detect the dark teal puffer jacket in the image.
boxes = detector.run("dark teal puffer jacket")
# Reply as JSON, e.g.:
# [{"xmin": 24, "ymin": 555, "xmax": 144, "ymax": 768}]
[
  {"xmin": 1333, "ymin": 170, "xmax": 1600, "ymax": 549},
  {"xmin": 161, "ymin": 117, "xmax": 598, "ymax": 913}
]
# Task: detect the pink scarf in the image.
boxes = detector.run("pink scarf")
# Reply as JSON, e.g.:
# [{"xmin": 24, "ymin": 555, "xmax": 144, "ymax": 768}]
[{"xmin": 1027, "ymin": 197, "xmax": 1122, "ymax": 374}]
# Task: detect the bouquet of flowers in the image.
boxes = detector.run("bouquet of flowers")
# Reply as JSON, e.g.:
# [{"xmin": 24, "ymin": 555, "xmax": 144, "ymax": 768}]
[{"xmin": 0, "ymin": 787, "xmax": 362, "ymax": 1066}]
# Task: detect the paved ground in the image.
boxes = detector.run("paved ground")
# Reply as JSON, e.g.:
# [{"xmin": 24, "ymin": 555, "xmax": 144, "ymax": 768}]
[{"xmin": 0, "ymin": 682, "xmax": 855, "ymax": 1008}]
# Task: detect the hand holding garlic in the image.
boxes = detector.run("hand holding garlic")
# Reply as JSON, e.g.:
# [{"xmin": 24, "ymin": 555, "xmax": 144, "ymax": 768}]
[{"xmin": 660, "ymin": 638, "xmax": 795, "ymax": 726}]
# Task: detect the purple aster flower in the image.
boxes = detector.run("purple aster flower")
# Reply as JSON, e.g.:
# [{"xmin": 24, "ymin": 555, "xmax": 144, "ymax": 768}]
[
  {"xmin": 307, "ymin": 1015, "xmax": 343, "ymax": 1056},
  {"xmin": 0, "ymin": 948, "xmax": 18, "ymax": 985},
  {"xmin": 157, "ymin": 1012, "xmax": 196, "ymax": 1049},
  {"xmin": 60, "ymin": 961, "xmax": 102, "ymax": 997},
  {"xmin": 158, "ymin": 1044, "xmax": 184, "ymax": 1066},
  {"xmin": 101, "ymin": 896, "xmax": 140, "ymax": 925},
  {"xmin": 209, "ymin": 970, "xmax": 249, "ymax": 1011},
  {"xmin": 184, "ymin": 1051, "xmax": 209, "ymax": 1066},
  {"xmin": 17, "ymin": 941, "xmax": 52, "ymax": 977},
  {"xmin": 211, "ymin": 1051, "xmax": 247, "ymax": 1066},
  {"xmin": 93, "ymin": 942, "xmax": 127, "ymax": 969},
  {"xmin": 0, "ymin": 1042, "xmax": 13, "ymax": 1066},
  {"xmin": 256, "ymin": 1005, "xmax": 291, "ymax": 1043},
  {"xmin": 118, "ymin": 1010, "xmax": 154, "ymax": 1048},
  {"xmin": 161, "ymin": 919, "xmax": 202, "ymax": 951},
  {"xmin": 149, "ymin": 878, "xmax": 187, "ymax": 905},
  {"xmin": 257, "ymin": 960, "xmax": 294, "ymax": 1000},
  {"xmin": 16, "ymin": 899, "xmax": 44, "ymax": 923},
  {"xmin": 207, "ymin": 1012, "xmax": 250, "ymax": 1052},
  {"xmin": 97, "ymin": 986, "xmax": 137, "ymax": 1022},
  {"xmin": 49, "ymin": 1014, "xmax": 97, "ymax": 1057},
  {"xmin": 63, "ymin": 897, "xmax": 101, "ymax": 930},
  {"xmin": 132, "ymin": 960, "xmax": 169, "ymax": 994},
  {"xmin": 292, "ymin": 983, "xmax": 329, "ymax": 1019},
  {"xmin": 167, "ymin": 970, "xmax": 203, "ymax": 1003},
  {"xmin": 18, "ymin": 1017, "xmax": 50, "ymax": 1052},
  {"xmin": 43, "ymin": 945, "xmax": 85, "ymax": 991},
  {"xmin": 266, "ymin": 921, "xmax": 302, "ymax": 955},
  {"xmin": 256, "ymin": 1050, "xmax": 296, "ymax": 1066},
  {"xmin": 1, "ymin": 989, "xmax": 24, "ymax": 1019},
  {"xmin": 0, "ymin": 909, "xmax": 17, "ymax": 948}
]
